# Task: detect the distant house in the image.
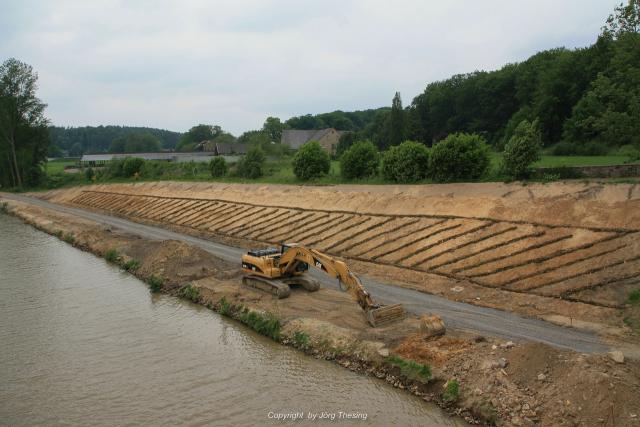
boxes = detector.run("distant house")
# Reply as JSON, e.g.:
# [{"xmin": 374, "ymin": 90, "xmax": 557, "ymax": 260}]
[
  {"xmin": 281, "ymin": 128, "xmax": 344, "ymax": 155},
  {"xmin": 79, "ymin": 152, "xmax": 217, "ymax": 166},
  {"xmin": 194, "ymin": 140, "xmax": 248, "ymax": 156}
]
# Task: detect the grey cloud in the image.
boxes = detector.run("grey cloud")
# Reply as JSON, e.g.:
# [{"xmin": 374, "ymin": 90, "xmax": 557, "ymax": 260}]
[{"xmin": 0, "ymin": 0, "xmax": 619, "ymax": 134}]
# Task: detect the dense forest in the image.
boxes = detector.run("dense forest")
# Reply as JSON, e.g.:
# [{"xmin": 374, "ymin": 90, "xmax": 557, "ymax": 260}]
[
  {"xmin": 333, "ymin": 1, "xmax": 639, "ymax": 155},
  {"xmin": 48, "ymin": 126, "xmax": 181, "ymax": 156}
]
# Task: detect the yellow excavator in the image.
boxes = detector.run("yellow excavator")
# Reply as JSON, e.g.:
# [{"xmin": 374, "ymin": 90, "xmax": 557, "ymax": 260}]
[{"xmin": 241, "ymin": 243, "xmax": 406, "ymax": 327}]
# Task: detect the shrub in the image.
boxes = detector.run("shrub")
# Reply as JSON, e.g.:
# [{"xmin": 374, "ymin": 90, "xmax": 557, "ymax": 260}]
[
  {"xmin": 237, "ymin": 146, "xmax": 266, "ymax": 179},
  {"xmin": 0, "ymin": 202, "xmax": 7, "ymax": 214},
  {"xmin": 84, "ymin": 167, "xmax": 95, "ymax": 181},
  {"xmin": 105, "ymin": 158, "xmax": 126, "ymax": 178},
  {"xmin": 580, "ymin": 141, "xmax": 609, "ymax": 156},
  {"xmin": 502, "ymin": 119, "xmax": 542, "ymax": 178},
  {"xmin": 122, "ymin": 259, "xmax": 140, "ymax": 272},
  {"xmin": 387, "ymin": 355, "xmax": 432, "ymax": 382},
  {"xmin": 209, "ymin": 157, "xmax": 228, "ymax": 178},
  {"xmin": 292, "ymin": 330, "xmax": 310, "ymax": 348},
  {"xmin": 148, "ymin": 275, "xmax": 164, "ymax": 293},
  {"xmin": 104, "ymin": 248, "xmax": 120, "ymax": 263},
  {"xmin": 292, "ymin": 141, "xmax": 330, "ymax": 180},
  {"xmin": 63, "ymin": 232, "xmax": 75, "ymax": 244},
  {"xmin": 430, "ymin": 133, "xmax": 490, "ymax": 182},
  {"xmin": 442, "ymin": 379, "xmax": 460, "ymax": 402},
  {"xmin": 340, "ymin": 140, "xmax": 379, "ymax": 180},
  {"xmin": 618, "ymin": 145, "xmax": 640, "ymax": 162},
  {"xmin": 630, "ymin": 289, "xmax": 640, "ymax": 305},
  {"xmin": 122, "ymin": 157, "xmax": 145, "ymax": 177},
  {"xmin": 551, "ymin": 140, "xmax": 609, "ymax": 156},
  {"xmin": 178, "ymin": 284, "xmax": 200, "ymax": 302},
  {"xmin": 382, "ymin": 140, "xmax": 430, "ymax": 182},
  {"xmin": 218, "ymin": 297, "xmax": 232, "ymax": 316},
  {"xmin": 551, "ymin": 141, "xmax": 576, "ymax": 156}
]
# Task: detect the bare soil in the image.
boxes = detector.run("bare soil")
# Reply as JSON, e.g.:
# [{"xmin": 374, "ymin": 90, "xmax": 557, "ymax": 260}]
[{"xmin": 4, "ymin": 197, "xmax": 640, "ymax": 426}]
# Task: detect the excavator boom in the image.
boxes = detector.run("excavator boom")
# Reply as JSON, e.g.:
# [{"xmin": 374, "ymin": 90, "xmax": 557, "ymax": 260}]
[{"xmin": 277, "ymin": 246, "xmax": 406, "ymax": 327}]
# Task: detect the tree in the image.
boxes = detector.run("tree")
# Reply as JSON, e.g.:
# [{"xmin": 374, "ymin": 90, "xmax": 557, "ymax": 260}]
[
  {"xmin": 563, "ymin": 31, "xmax": 640, "ymax": 148},
  {"xmin": 429, "ymin": 133, "xmax": 490, "ymax": 182},
  {"xmin": 388, "ymin": 92, "xmax": 406, "ymax": 148},
  {"xmin": 382, "ymin": 141, "xmax": 430, "ymax": 183},
  {"xmin": 237, "ymin": 146, "xmax": 266, "ymax": 179},
  {"xmin": 109, "ymin": 132, "xmax": 161, "ymax": 153},
  {"xmin": 0, "ymin": 58, "xmax": 49, "ymax": 188},
  {"xmin": 602, "ymin": 0, "xmax": 640, "ymax": 38},
  {"xmin": 262, "ymin": 117, "xmax": 285, "ymax": 142},
  {"xmin": 177, "ymin": 124, "xmax": 224, "ymax": 151},
  {"xmin": 122, "ymin": 157, "xmax": 145, "ymax": 177},
  {"xmin": 292, "ymin": 141, "xmax": 330, "ymax": 180},
  {"xmin": 340, "ymin": 140, "xmax": 379, "ymax": 180},
  {"xmin": 502, "ymin": 119, "xmax": 542, "ymax": 178},
  {"xmin": 209, "ymin": 157, "xmax": 228, "ymax": 178}
]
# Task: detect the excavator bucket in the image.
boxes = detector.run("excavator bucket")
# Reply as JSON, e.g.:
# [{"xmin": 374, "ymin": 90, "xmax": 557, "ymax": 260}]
[
  {"xmin": 419, "ymin": 314, "xmax": 446, "ymax": 337},
  {"xmin": 365, "ymin": 304, "xmax": 406, "ymax": 327}
]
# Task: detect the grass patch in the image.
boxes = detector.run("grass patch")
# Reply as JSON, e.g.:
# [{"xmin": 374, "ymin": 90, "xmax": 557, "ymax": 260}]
[
  {"xmin": 442, "ymin": 379, "xmax": 460, "ymax": 402},
  {"xmin": 629, "ymin": 289, "xmax": 640, "ymax": 305},
  {"xmin": 122, "ymin": 259, "xmax": 140, "ymax": 272},
  {"xmin": 178, "ymin": 284, "xmax": 200, "ymax": 302},
  {"xmin": 147, "ymin": 275, "xmax": 164, "ymax": 293},
  {"xmin": 62, "ymin": 232, "xmax": 75, "ymax": 244},
  {"xmin": 387, "ymin": 355, "xmax": 432, "ymax": 382},
  {"xmin": 104, "ymin": 248, "xmax": 120, "ymax": 263},
  {"xmin": 238, "ymin": 308, "xmax": 281, "ymax": 341},
  {"xmin": 292, "ymin": 330, "xmax": 310, "ymax": 348},
  {"xmin": 218, "ymin": 297, "xmax": 232, "ymax": 316}
]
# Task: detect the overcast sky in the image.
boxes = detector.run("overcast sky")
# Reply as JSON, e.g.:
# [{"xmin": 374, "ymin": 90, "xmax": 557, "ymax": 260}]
[{"xmin": 0, "ymin": 0, "xmax": 619, "ymax": 135}]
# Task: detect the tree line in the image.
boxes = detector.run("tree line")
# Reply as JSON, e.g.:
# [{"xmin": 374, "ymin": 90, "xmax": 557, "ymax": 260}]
[{"xmin": 49, "ymin": 125, "xmax": 181, "ymax": 156}]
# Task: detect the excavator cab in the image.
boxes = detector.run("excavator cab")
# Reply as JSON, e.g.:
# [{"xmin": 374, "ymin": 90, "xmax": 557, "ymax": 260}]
[{"xmin": 280, "ymin": 243, "xmax": 308, "ymax": 272}]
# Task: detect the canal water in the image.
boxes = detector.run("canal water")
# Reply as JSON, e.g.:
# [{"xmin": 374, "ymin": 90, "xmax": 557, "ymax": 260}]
[{"xmin": 0, "ymin": 214, "xmax": 462, "ymax": 426}]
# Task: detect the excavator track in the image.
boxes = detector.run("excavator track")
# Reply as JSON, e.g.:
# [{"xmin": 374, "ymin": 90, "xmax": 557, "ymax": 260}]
[
  {"xmin": 242, "ymin": 275, "xmax": 291, "ymax": 299},
  {"xmin": 281, "ymin": 276, "xmax": 320, "ymax": 292}
]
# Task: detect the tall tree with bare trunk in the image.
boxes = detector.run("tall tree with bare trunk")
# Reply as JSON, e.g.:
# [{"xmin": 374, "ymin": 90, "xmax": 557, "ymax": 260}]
[{"xmin": 0, "ymin": 58, "xmax": 48, "ymax": 188}]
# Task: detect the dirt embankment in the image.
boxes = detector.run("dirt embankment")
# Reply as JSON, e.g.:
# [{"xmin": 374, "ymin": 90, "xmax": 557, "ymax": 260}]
[
  {"xmin": 4, "ymin": 198, "xmax": 640, "ymax": 426},
  {"xmin": 33, "ymin": 181, "xmax": 640, "ymax": 339}
]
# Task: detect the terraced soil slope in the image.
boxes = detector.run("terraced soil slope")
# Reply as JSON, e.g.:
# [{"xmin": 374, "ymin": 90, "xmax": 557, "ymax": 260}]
[{"xmin": 40, "ymin": 181, "xmax": 640, "ymax": 310}]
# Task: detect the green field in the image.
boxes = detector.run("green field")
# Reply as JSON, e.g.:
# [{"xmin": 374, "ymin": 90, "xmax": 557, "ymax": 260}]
[
  {"xmin": 488, "ymin": 152, "xmax": 633, "ymax": 170},
  {"xmin": 38, "ymin": 153, "xmax": 638, "ymax": 191},
  {"xmin": 45, "ymin": 159, "xmax": 78, "ymax": 174}
]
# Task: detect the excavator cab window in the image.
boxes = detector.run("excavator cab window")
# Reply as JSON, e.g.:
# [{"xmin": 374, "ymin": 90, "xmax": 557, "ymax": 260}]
[{"xmin": 294, "ymin": 261, "xmax": 309, "ymax": 272}]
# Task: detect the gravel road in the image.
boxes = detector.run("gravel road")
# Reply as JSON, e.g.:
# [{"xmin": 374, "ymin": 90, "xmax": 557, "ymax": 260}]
[{"xmin": 3, "ymin": 193, "xmax": 610, "ymax": 353}]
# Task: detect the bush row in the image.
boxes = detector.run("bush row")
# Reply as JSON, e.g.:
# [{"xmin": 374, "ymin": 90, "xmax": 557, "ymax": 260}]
[
  {"xmin": 291, "ymin": 121, "xmax": 543, "ymax": 182},
  {"xmin": 292, "ymin": 134, "xmax": 493, "ymax": 183}
]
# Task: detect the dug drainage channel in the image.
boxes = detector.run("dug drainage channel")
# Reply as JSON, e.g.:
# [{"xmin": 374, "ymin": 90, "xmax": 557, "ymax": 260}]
[{"xmin": 2, "ymin": 193, "xmax": 609, "ymax": 354}]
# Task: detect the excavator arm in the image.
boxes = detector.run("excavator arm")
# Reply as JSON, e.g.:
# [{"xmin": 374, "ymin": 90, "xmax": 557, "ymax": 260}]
[{"xmin": 278, "ymin": 246, "xmax": 405, "ymax": 326}]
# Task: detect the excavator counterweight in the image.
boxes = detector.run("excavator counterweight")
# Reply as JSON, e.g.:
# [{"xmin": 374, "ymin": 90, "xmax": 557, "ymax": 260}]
[{"xmin": 241, "ymin": 243, "xmax": 405, "ymax": 327}]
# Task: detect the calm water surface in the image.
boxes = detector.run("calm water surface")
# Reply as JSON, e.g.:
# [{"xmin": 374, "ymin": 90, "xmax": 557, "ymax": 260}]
[{"xmin": 0, "ymin": 214, "xmax": 462, "ymax": 426}]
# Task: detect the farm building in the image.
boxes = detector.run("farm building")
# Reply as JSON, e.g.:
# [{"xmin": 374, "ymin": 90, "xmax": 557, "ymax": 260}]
[
  {"xmin": 194, "ymin": 141, "xmax": 248, "ymax": 155},
  {"xmin": 79, "ymin": 152, "xmax": 218, "ymax": 166},
  {"xmin": 281, "ymin": 128, "xmax": 344, "ymax": 155}
]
